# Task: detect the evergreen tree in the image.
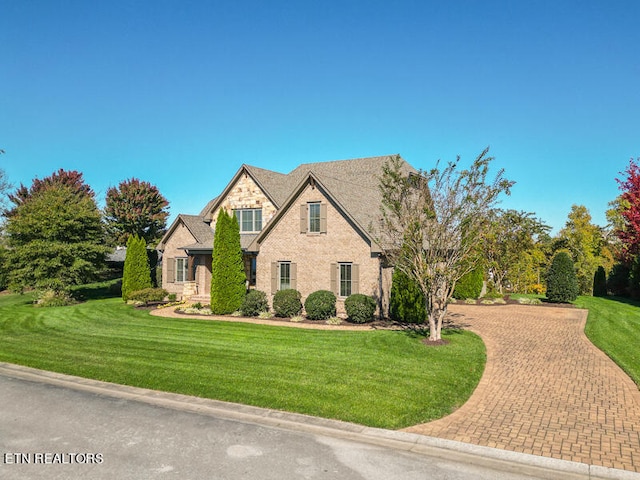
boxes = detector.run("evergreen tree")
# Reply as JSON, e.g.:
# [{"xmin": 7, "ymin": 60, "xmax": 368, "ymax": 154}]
[
  {"xmin": 389, "ymin": 268, "xmax": 427, "ymax": 323},
  {"xmin": 122, "ymin": 235, "xmax": 152, "ymax": 301},
  {"xmin": 453, "ymin": 265, "xmax": 484, "ymax": 299},
  {"xmin": 593, "ymin": 266, "xmax": 607, "ymax": 297},
  {"xmin": 546, "ymin": 251, "xmax": 579, "ymax": 303},
  {"xmin": 210, "ymin": 209, "xmax": 246, "ymax": 314}
]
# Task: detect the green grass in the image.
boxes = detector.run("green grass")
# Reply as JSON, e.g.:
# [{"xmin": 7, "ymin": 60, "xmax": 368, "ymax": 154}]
[
  {"xmin": 577, "ymin": 296, "xmax": 640, "ymax": 387},
  {"xmin": 0, "ymin": 285, "xmax": 485, "ymax": 429}
]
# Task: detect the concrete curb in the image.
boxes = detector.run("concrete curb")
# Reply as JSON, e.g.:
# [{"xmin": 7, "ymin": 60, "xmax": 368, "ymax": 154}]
[{"xmin": 1, "ymin": 362, "xmax": 638, "ymax": 480}]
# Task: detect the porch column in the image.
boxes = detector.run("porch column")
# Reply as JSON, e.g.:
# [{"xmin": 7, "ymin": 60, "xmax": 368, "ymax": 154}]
[{"xmin": 187, "ymin": 255, "xmax": 195, "ymax": 281}]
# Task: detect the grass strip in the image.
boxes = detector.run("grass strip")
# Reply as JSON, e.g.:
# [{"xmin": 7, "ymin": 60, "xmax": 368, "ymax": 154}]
[{"xmin": 577, "ymin": 295, "xmax": 640, "ymax": 387}]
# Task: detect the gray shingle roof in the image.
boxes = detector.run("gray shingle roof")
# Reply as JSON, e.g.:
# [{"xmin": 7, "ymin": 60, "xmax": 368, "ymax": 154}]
[
  {"xmin": 286, "ymin": 155, "xmax": 416, "ymax": 236},
  {"xmin": 177, "ymin": 214, "xmax": 214, "ymax": 250},
  {"xmin": 163, "ymin": 155, "xmax": 417, "ymax": 253}
]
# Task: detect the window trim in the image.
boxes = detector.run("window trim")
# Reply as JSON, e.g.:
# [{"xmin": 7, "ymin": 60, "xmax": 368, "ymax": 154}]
[
  {"xmin": 279, "ymin": 261, "xmax": 291, "ymax": 291},
  {"xmin": 339, "ymin": 263, "xmax": 352, "ymax": 297},
  {"xmin": 175, "ymin": 257, "xmax": 189, "ymax": 283},
  {"xmin": 233, "ymin": 208, "xmax": 263, "ymax": 233},
  {"xmin": 308, "ymin": 202, "xmax": 321, "ymax": 233}
]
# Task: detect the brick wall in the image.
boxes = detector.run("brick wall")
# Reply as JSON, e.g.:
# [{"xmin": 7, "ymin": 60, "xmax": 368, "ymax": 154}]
[
  {"xmin": 161, "ymin": 222, "xmax": 196, "ymax": 299},
  {"xmin": 255, "ymin": 183, "xmax": 384, "ymax": 315}
]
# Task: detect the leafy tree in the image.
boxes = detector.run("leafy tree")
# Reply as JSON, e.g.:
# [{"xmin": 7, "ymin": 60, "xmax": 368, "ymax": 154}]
[
  {"xmin": 121, "ymin": 235, "xmax": 152, "ymax": 301},
  {"xmin": 104, "ymin": 178, "xmax": 169, "ymax": 246},
  {"xmin": 210, "ymin": 208, "xmax": 246, "ymax": 314},
  {"xmin": 0, "ymin": 241, "xmax": 8, "ymax": 291},
  {"xmin": 509, "ymin": 240, "xmax": 550, "ymax": 294},
  {"xmin": 546, "ymin": 251, "xmax": 579, "ymax": 303},
  {"xmin": 5, "ymin": 177, "xmax": 109, "ymax": 293},
  {"xmin": 613, "ymin": 157, "xmax": 640, "ymax": 261},
  {"xmin": 6, "ymin": 169, "xmax": 92, "ymax": 217},
  {"xmin": 557, "ymin": 205, "xmax": 611, "ymax": 295},
  {"xmin": 593, "ymin": 266, "xmax": 607, "ymax": 297},
  {"xmin": 483, "ymin": 209, "xmax": 550, "ymax": 293},
  {"xmin": 389, "ymin": 268, "xmax": 427, "ymax": 324},
  {"xmin": 376, "ymin": 149, "xmax": 513, "ymax": 342}
]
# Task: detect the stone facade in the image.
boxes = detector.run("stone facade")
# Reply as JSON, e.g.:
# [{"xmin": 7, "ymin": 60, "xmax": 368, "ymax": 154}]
[{"xmin": 210, "ymin": 174, "xmax": 276, "ymax": 224}]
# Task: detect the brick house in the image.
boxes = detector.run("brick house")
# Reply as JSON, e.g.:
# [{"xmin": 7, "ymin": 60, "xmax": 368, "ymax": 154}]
[{"xmin": 156, "ymin": 155, "xmax": 417, "ymax": 315}]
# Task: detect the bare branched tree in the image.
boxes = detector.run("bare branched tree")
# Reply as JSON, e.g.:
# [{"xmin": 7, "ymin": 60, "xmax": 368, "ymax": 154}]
[{"xmin": 376, "ymin": 148, "xmax": 513, "ymax": 342}]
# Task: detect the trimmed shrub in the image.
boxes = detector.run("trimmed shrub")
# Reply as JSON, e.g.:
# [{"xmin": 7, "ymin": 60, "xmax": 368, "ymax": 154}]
[
  {"xmin": 607, "ymin": 263, "xmax": 630, "ymax": 297},
  {"xmin": 35, "ymin": 289, "xmax": 76, "ymax": 307},
  {"xmin": 240, "ymin": 289, "xmax": 269, "ymax": 316},
  {"xmin": 273, "ymin": 289, "xmax": 303, "ymax": 317},
  {"xmin": 593, "ymin": 266, "xmax": 607, "ymax": 297},
  {"xmin": 128, "ymin": 288, "xmax": 168, "ymax": 303},
  {"xmin": 345, "ymin": 293, "xmax": 376, "ymax": 324},
  {"xmin": 389, "ymin": 269, "xmax": 426, "ymax": 324},
  {"xmin": 304, "ymin": 290, "xmax": 336, "ymax": 320},
  {"xmin": 122, "ymin": 235, "xmax": 152, "ymax": 301},
  {"xmin": 453, "ymin": 266, "xmax": 484, "ymax": 300},
  {"xmin": 546, "ymin": 252, "xmax": 579, "ymax": 303}
]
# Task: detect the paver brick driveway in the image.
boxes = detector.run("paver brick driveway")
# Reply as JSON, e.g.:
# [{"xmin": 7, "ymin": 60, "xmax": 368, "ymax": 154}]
[{"xmin": 404, "ymin": 303, "xmax": 640, "ymax": 473}]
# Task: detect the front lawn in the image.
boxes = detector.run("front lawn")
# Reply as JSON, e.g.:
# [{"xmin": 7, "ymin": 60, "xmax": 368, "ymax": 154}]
[
  {"xmin": 578, "ymin": 296, "xmax": 640, "ymax": 387},
  {"xmin": 0, "ymin": 286, "xmax": 485, "ymax": 429}
]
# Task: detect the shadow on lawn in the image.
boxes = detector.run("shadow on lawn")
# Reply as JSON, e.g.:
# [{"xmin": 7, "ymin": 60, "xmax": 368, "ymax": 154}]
[
  {"xmin": 72, "ymin": 280, "xmax": 122, "ymax": 301},
  {"xmin": 400, "ymin": 311, "xmax": 471, "ymax": 341},
  {"xmin": 598, "ymin": 295, "xmax": 640, "ymax": 309}
]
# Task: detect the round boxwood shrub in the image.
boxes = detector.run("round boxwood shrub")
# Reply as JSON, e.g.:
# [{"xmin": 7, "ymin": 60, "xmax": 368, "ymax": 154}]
[
  {"xmin": 128, "ymin": 288, "xmax": 168, "ymax": 304},
  {"xmin": 546, "ymin": 252, "xmax": 579, "ymax": 303},
  {"xmin": 304, "ymin": 290, "xmax": 336, "ymax": 320},
  {"xmin": 240, "ymin": 289, "xmax": 269, "ymax": 316},
  {"xmin": 453, "ymin": 265, "xmax": 484, "ymax": 300},
  {"xmin": 273, "ymin": 289, "xmax": 302, "ymax": 317},
  {"xmin": 345, "ymin": 293, "xmax": 376, "ymax": 323}
]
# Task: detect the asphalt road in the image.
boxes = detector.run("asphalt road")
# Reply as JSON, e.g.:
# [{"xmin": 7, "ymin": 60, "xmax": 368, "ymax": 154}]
[{"xmin": 0, "ymin": 367, "xmax": 629, "ymax": 480}]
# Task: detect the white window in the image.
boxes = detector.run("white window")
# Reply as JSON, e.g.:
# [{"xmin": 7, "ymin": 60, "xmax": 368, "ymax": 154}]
[
  {"xmin": 279, "ymin": 262, "xmax": 291, "ymax": 290},
  {"xmin": 308, "ymin": 202, "xmax": 321, "ymax": 233},
  {"xmin": 340, "ymin": 263, "xmax": 352, "ymax": 297},
  {"xmin": 233, "ymin": 208, "xmax": 262, "ymax": 233},
  {"xmin": 176, "ymin": 258, "xmax": 189, "ymax": 283}
]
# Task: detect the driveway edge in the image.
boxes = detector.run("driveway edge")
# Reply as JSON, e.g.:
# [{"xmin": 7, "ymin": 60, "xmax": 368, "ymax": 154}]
[{"xmin": 1, "ymin": 362, "xmax": 638, "ymax": 480}]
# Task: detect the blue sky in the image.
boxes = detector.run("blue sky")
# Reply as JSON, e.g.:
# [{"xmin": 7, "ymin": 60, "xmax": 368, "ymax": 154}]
[{"xmin": 2, "ymin": 0, "xmax": 638, "ymax": 234}]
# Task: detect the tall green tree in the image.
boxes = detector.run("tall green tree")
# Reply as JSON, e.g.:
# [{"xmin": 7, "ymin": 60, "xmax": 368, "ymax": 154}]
[
  {"xmin": 5, "ymin": 174, "xmax": 109, "ymax": 293},
  {"xmin": 121, "ymin": 235, "xmax": 152, "ymax": 301},
  {"xmin": 104, "ymin": 178, "xmax": 169, "ymax": 246},
  {"xmin": 557, "ymin": 205, "xmax": 611, "ymax": 295},
  {"xmin": 389, "ymin": 268, "xmax": 427, "ymax": 324},
  {"xmin": 210, "ymin": 208, "xmax": 246, "ymax": 314},
  {"xmin": 593, "ymin": 266, "xmax": 607, "ymax": 297},
  {"xmin": 546, "ymin": 251, "xmax": 579, "ymax": 303},
  {"xmin": 376, "ymin": 148, "xmax": 513, "ymax": 342},
  {"xmin": 483, "ymin": 209, "xmax": 550, "ymax": 293}
]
